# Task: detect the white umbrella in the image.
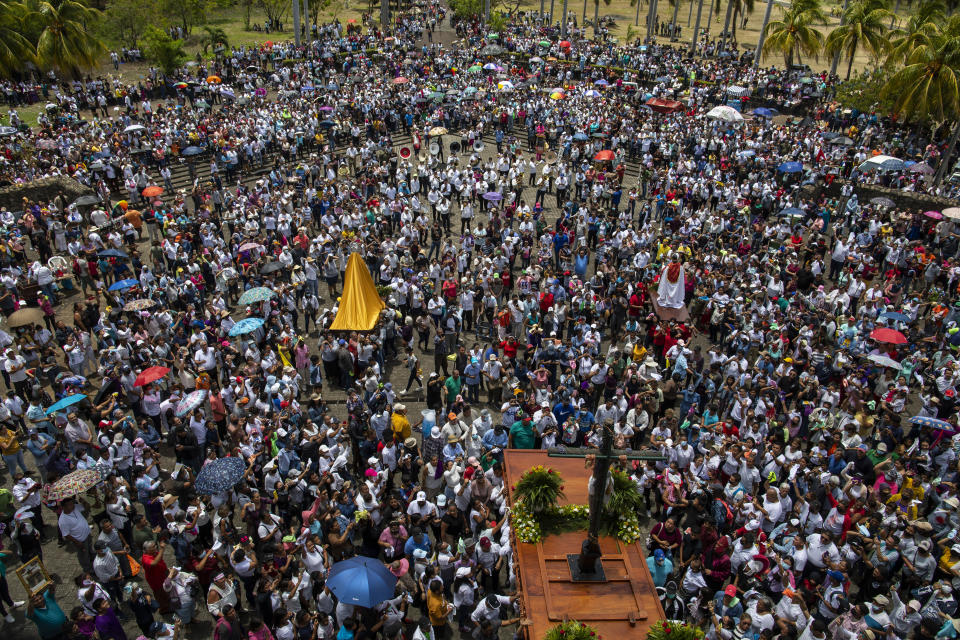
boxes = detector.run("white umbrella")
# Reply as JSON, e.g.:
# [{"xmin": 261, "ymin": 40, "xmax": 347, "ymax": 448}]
[
  {"xmin": 944, "ymin": 207, "xmax": 960, "ymax": 220},
  {"xmin": 123, "ymin": 124, "xmax": 145, "ymax": 133},
  {"xmin": 867, "ymin": 354, "xmax": 901, "ymax": 369},
  {"xmin": 727, "ymin": 85, "xmax": 751, "ymax": 97},
  {"xmin": 705, "ymin": 105, "xmax": 744, "ymax": 123},
  {"xmin": 859, "ymin": 155, "xmax": 904, "ymax": 171}
]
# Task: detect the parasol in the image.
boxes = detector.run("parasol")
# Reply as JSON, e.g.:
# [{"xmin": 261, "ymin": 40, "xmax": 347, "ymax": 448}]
[
  {"xmin": 594, "ymin": 150, "xmax": 615, "ymax": 162},
  {"xmin": 482, "ymin": 192, "xmax": 503, "ymax": 202},
  {"xmin": 133, "ymin": 366, "xmax": 170, "ymax": 387},
  {"xmin": 6, "ymin": 307, "xmax": 44, "ymax": 328},
  {"xmin": 98, "ymin": 249, "xmax": 129, "ymax": 259},
  {"xmin": 260, "ymin": 262, "xmax": 284, "ymax": 274},
  {"xmin": 45, "ymin": 393, "xmax": 88, "ymax": 415},
  {"xmin": 175, "ymin": 389, "xmax": 208, "ymax": 417},
  {"xmin": 869, "ymin": 196, "xmax": 895, "ymax": 207},
  {"xmin": 326, "ymin": 556, "xmax": 398, "ymax": 608},
  {"xmin": 909, "ymin": 415, "xmax": 954, "ymax": 431},
  {"xmin": 47, "ymin": 469, "xmax": 102, "ymax": 501},
  {"xmin": 869, "ymin": 327, "xmax": 907, "ymax": 344},
  {"xmin": 237, "ymin": 287, "xmax": 277, "ymax": 305},
  {"xmin": 195, "ymin": 457, "xmax": 248, "ymax": 494},
  {"xmin": 142, "ymin": 185, "xmax": 163, "ymax": 198},
  {"xmin": 228, "ymin": 317, "xmax": 265, "ymax": 336},
  {"xmin": 123, "ymin": 299, "xmax": 156, "ymax": 312},
  {"xmin": 866, "ymin": 354, "xmax": 901, "ymax": 369},
  {"xmin": 108, "ymin": 279, "xmax": 139, "ymax": 292}
]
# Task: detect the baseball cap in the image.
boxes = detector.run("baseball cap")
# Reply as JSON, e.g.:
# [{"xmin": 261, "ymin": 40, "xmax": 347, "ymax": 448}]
[{"xmin": 724, "ymin": 584, "xmax": 737, "ymax": 597}]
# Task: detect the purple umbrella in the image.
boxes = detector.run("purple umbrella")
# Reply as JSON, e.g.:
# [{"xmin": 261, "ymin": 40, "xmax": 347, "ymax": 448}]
[
  {"xmin": 482, "ymin": 191, "xmax": 502, "ymax": 201},
  {"xmin": 319, "ymin": 105, "xmax": 335, "ymax": 111}
]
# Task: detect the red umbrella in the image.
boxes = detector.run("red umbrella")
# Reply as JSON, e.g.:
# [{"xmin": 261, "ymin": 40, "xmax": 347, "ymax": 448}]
[
  {"xmin": 870, "ymin": 328, "xmax": 907, "ymax": 345},
  {"xmin": 142, "ymin": 185, "xmax": 163, "ymax": 198},
  {"xmin": 558, "ymin": 40, "xmax": 571, "ymax": 48},
  {"xmin": 133, "ymin": 366, "xmax": 171, "ymax": 387},
  {"xmin": 593, "ymin": 149, "xmax": 615, "ymax": 162}
]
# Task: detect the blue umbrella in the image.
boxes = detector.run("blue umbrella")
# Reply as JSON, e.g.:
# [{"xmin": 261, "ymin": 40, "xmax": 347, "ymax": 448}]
[
  {"xmin": 752, "ymin": 107, "xmax": 777, "ymax": 117},
  {"xmin": 108, "ymin": 279, "xmax": 139, "ymax": 291},
  {"xmin": 326, "ymin": 556, "xmax": 398, "ymax": 607},
  {"xmin": 573, "ymin": 132, "xmax": 589, "ymax": 141},
  {"xmin": 777, "ymin": 161, "xmax": 803, "ymax": 173},
  {"xmin": 182, "ymin": 146, "xmax": 204, "ymax": 156},
  {"xmin": 909, "ymin": 415, "xmax": 955, "ymax": 431},
  {"xmin": 879, "ymin": 311, "xmax": 910, "ymax": 323},
  {"xmin": 237, "ymin": 287, "xmax": 277, "ymax": 305},
  {"xmin": 594, "ymin": 79, "xmax": 609, "ymax": 86},
  {"xmin": 779, "ymin": 207, "xmax": 804, "ymax": 217},
  {"xmin": 195, "ymin": 457, "xmax": 248, "ymax": 494},
  {"xmin": 98, "ymin": 249, "xmax": 129, "ymax": 259},
  {"xmin": 45, "ymin": 393, "xmax": 88, "ymax": 415},
  {"xmin": 229, "ymin": 317, "xmax": 265, "ymax": 336},
  {"xmin": 175, "ymin": 389, "xmax": 208, "ymax": 417}
]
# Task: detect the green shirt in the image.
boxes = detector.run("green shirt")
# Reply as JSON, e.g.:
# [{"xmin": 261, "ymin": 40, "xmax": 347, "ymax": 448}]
[
  {"xmin": 444, "ymin": 376, "xmax": 462, "ymax": 404},
  {"xmin": 509, "ymin": 420, "xmax": 536, "ymax": 449},
  {"xmin": 28, "ymin": 591, "xmax": 67, "ymax": 639}
]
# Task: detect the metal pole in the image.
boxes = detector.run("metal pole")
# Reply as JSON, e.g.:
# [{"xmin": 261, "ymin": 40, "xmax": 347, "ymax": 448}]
[
  {"xmin": 562, "ymin": 0, "xmax": 569, "ymax": 37},
  {"xmin": 753, "ymin": 0, "xmax": 774, "ymax": 69},
  {"xmin": 829, "ymin": 0, "xmax": 850, "ymax": 76},
  {"xmin": 293, "ymin": 0, "xmax": 301, "ymax": 46}
]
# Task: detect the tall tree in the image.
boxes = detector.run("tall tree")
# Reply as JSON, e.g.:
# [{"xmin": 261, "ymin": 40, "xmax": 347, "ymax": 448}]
[
  {"xmin": 882, "ymin": 14, "xmax": 960, "ymax": 184},
  {"xmin": 0, "ymin": 1, "xmax": 35, "ymax": 77},
  {"xmin": 761, "ymin": 0, "xmax": 827, "ymax": 68},
  {"xmin": 31, "ymin": 0, "xmax": 105, "ymax": 77},
  {"xmin": 826, "ymin": 0, "xmax": 893, "ymax": 79},
  {"xmin": 886, "ymin": 0, "xmax": 944, "ymax": 65},
  {"xmin": 592, "ymin": 0, "xmax": 610, "ymax": 34},
  {"xmin": 160, "ymin": 0, "xmax": 206, "ymax": 34},
  {"xmin": 142, "ymin": 24, "xmax": 187, "ymax": 77}
]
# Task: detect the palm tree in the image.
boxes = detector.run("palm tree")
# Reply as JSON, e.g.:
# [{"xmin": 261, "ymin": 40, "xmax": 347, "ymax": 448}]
[
  {"xmin": 886, "ymin": 0, "xmax": 945, "ymax": 65},
  {"xmin": 200, "ymin": 26, "xmax": 229, "ymax": 55},
  {"xmin": 882, "ymin": 14, "xmax": 960, "ymax": 184},
  {"xmin": 593, "ymin": 0, "xmax": 610, "ymax": 35},
  {"xmin": 30, "ymin": 0, "xmax": 104, "ymax": 77},
  {"xmin": 724, "ymin": 0, "xmax": 754, "ymax": 39},
  {"xmin": 761, "ymin": 0, "xmax": 827, "ymax": 68},
  {"xmin": 826, "ymin": 0, "xmax": 892, "ymax": 79},
  {"xmin": 0, "ymin": 1, "xmax": 35, "ymax": 77}
]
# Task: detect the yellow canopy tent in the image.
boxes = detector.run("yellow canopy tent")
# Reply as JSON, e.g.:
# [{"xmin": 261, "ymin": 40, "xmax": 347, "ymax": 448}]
[{"xmin": 329, "ymin": 253, "xmax": 385, "ymax": 331}]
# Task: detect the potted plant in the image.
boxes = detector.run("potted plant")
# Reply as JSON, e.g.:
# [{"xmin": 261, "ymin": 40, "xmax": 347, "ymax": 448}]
[{"xmin": 544, "ymin": 620, "xmax": 598, "ymax": 640}]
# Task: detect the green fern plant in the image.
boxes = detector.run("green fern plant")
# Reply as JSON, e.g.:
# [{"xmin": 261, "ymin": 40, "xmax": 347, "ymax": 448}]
[
  {"xmin": 604, "ymin": 469, "xmax": 645, "ymax": 516},
  {"xmin": 513, "ymin": 465, "xmax": 565, "ymax": 515}
]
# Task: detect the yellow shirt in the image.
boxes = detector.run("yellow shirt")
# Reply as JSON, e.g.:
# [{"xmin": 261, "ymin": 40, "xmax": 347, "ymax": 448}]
[
  {"xmin": 391, "ymin": 413, "xmax": 411, "ymax": 441},
  {"xmin": 0, "ymin": 429, "xmax": 19, "ymax": 455},
  {"xmin": 426, "ymin": 590, "xmax": 450, "ymax": 626}
]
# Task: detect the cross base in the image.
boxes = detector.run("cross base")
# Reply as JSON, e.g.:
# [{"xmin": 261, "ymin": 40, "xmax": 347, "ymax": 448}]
[{"xmin": 567, "ymin": 554, "xmax": 607, "ymax": 582}]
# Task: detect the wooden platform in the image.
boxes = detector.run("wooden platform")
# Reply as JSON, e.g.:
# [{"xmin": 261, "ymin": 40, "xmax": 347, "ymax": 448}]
[
  {"xmin": 504, "ymin": 450, "xmax": 666, "ymax": 639},
  {"xmin": 650, "ymin": 298, "xmax": 691, "ymax": 322}
]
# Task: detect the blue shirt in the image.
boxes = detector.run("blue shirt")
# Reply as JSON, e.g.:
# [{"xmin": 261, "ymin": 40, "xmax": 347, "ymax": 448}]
[
  {"xmin": 25, "ymin": 433, "xmax": 55, "ymax": 460},
  {"xmin": 646, "ymin": 556, "xmax": 673, "ymax": 587},
  {"xmin": 553, "ymin": 402, "xmax": 575, "ymax": 425},
  {"xmin": 404, "ymin": 535, "xmax": 432, "ymax": 557},
  {"xmin": 482, "ymin": 428, "xmax": 508, "ymax": 451}
]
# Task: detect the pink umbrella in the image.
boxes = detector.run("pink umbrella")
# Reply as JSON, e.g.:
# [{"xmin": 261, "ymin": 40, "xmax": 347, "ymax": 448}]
[{"xmin": 924, "ymin": 210, "xmax": 943, "ymax": 220}]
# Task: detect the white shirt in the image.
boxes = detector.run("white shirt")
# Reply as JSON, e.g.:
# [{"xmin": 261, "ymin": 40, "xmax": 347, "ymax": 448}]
[{"xmin": 59, "ymin": 506, "xmax": 91, "ymax": 541}]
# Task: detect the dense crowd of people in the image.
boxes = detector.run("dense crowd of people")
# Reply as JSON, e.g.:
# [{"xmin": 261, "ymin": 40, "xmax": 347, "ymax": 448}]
[{"xmin": 0, "ymin": 4, "xmax": 957, "ymax": 640}]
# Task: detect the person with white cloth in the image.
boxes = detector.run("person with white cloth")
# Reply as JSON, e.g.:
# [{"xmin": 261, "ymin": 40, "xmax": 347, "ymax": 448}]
[{"xmin": 656, "ymin": 254, "xmax": 686, "ymax": 309}]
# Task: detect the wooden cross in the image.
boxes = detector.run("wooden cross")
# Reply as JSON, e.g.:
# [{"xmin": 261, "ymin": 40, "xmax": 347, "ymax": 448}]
[{"xmin": 547, "ymin": 422, "xmax": 666, "ymax": 577}]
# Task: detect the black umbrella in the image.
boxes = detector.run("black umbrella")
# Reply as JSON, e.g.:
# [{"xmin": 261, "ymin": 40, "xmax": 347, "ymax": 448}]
[{"xmin": 260, "ymin": 261, "xmax": 284, "ymax": 274}]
